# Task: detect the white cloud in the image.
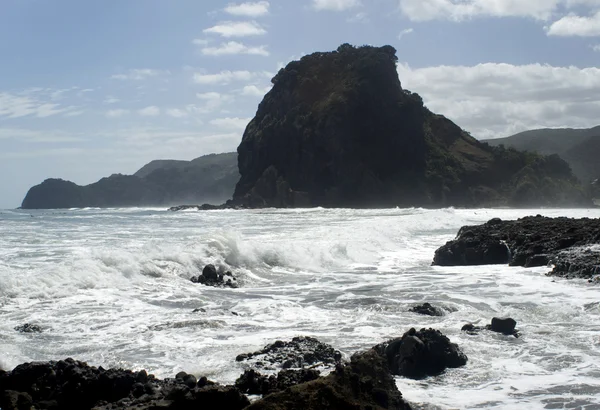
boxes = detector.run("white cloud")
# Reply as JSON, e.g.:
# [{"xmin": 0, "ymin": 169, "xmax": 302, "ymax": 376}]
[
  {"xmin": 241, "ymin": 84, "xmax": 271, "ymax": 96},
  {"xmin": 203, "ymin": 21, "xmax": 267, "ymax": 37},
  {"xmin": 110, "ymin": 69, "xmax": 168, "ymax": 80},
  {"xmin": 398, "ymin": 0, "xmax": 562, "ymax": 21},
  {"xmin": 106, "ymin": 109, "xmax": 129, "ymax": 118},
  {"xmin": 64, "ymin": 110, "xmax": 85, "ymax": 117},
  {"xmin": 396, "ymin": 62, "xmax": 600, "ymax": 139},
  {"xmin": 592, "ymin": 44, "xmax": 600, "ymax": 51},
  {"xmin": 138, "ymin": 106, "xmax": 160, "ymax": 116},
  {"xmin": 104, "ymin": 96, "xmax": 120, "ymax": 104},
  {"xmin": 0, "ymin": 91, "xmax": 76, "ymax": 119},
  {"xmin": 224, "ymin": 1, "xmax": 270, "ymax": 17},
  {"xmin": 209, "ymin": 117, "xmax": 251, "ymax": 130},
  {"xmin": 313, "ymin": 0, "xmax": 360, "ymax": 11},
  {"xmin": 191, "ymin": 92, "xmax": 234, "ymax": 113},
  {"xmin": 347, "ymin": 12, "xmax": 368, "ymax": 22},
  {"xmin": 166, "ymin": 108, "xmax": 189, "ymax": 118},
  {"xmin": 398, "ymin": 28, "xmax": 414, "ymax": 39},
  {"xmin": 0, "ymin": 127, "xmax": 84, "ymax": 143},
  {"xmin": 193, "ymin": 70, "xmax": 257, "ymax": 85},
  {"xmin": 546, "ymin": 11, "xmax": 600, "ymax": 36},
  {"xmin": 201, "ymin": 41, "xmax": 270, "ymax": 56}
]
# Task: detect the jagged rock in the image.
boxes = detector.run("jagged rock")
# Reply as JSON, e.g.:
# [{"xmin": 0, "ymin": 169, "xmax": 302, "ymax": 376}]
[
  {"xmin": 235, "ymin": 336, "xmax": 342, "ymax": 371},
  {"xmin": 14, "ymin": 323, "xmax": 42, "ymax": 333},
  {"xmin": 409, "ymin": 303, "xmax": 444, "ymax": 317},
  {"xmin": 246, "ymin": 349, "xmax": 411, "ymax": 410},
  {"xmin": 433, "ymin": 216, "xmax": 600, "ymax": 280},
  {"xmin": 375, "ymin": 328, "xmax": 467, "ymax": 379},
  {"xmin": 0, "ymin": 358, "xmax": 248, "ymax": 410},
  {"xmin": 191, "ymin": 264, "xmax": 239, "ymax": 288},
  {"xmin": 229, "ymin": 43, "xmax": 588, "ymax": 209},
  {"xmin": 235, "ymin": 368, "xmax": 320, "ymax": 395}
]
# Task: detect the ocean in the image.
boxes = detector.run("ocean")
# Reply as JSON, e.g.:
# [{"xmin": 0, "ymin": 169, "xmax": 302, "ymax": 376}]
[{"xmin": 1, "ymin": 207, "xmax": 599, "ymax": 409}]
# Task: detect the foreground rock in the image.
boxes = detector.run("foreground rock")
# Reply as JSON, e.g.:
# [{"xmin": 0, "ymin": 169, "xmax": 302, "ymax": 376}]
[
  {"xmin": 14, "ymin": 323, "xmax": 42, "ymax": 333},
  {"xmin": 0, "ymin": 358, "xmax": 249, "ymax": 410},
  {"xmin": 433, "ymin": 216, "xmax": 600, "ymax": 280},
  {"xmin": 236, "ymin": 336, "xmax": 342, "ymax": 371},
  {"xmin": 235, "ymin": 368, "xmax": 321, "ymax": 396},
  {"xmin": 229, "ymin": 43, "xmax": 588, "ymax": 209},
  {"xmin": 462, "ymin": 317, "xmax": 519, "ymax": 337},
  {"xmin": 245, "ymin": 349, "xmax": 412, "ymax": 410},
  {"xmin": 191, "ymin": 264, "xmax": 239, "ymax": 288},
  {"xmin": 374, "ymin": 328, "xmax": 467, "ymax": 379}
]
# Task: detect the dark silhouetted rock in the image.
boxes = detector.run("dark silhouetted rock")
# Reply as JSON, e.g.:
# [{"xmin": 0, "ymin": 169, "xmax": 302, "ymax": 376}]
[
  {"xmin": 236, "ymin": 336, "xmax": 342, "ymax": 371},
  {"xmin": 246, "ymin": 349, "xmax": 411, "ymax": 410},
  {"xmin": 229, "ymin": 43, "xmax": 589, "ymax": 209},
  {"xmin": 235, "ymin": 368, "xmax": 320, "ymax": 396},
  {"xmin": 375, "ymin": 328, "xmax": 467, "ymax": 379},
  {"xmin": 191, "ymin": 264, "xmax": 239, "ymax": 288},
  {"xmin": 14, "ymin": 324, "xmax": 42, "ymax": 333},
  {"xmin": 433, "ymin": 215, "xmax": 600, "ymax": 280},
  {"xmin": 409, "ymin": 303, "xmax": 444, "ymax": 317},
  {"xmin": 490, "ymin": 317, "xmax": 517, "ymax": 335},
  {"xmin": 21, "ymin": 153, "xmax": 238, "ymax": 209}
]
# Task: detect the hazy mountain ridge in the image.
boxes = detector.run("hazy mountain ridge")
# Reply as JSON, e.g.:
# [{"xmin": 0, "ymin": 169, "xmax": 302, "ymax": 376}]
[
  {"xmin": 20, "ymin": 153, "xmax": 238, "ymax": 209},
  {"xmin": 484, "ymin": 126, "xmax": 600, "ymax": 184}
]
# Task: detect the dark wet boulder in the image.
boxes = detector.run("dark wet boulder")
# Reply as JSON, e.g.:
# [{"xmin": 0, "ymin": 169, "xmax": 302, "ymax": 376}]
[
  {"xmin": 14, "ymin": 323, "xmax": 42, "ymax": 333},
  {"xmin": 246, "ymin": 349, "xmax": 411, "ymax": 410},
  {"xmin": 409, "ymin": 303, "xmax": 444, "ymax": 317},
  {"xmin": 375, "ymin": 328, "xmax": 467, "ymax": 379},
  {"xmin": 433, "ymin": 216, "xmax": 600, "ymax": 281},
  {"xmin": 236, "ymin": 336, "xmax": 342, "ymax": 371},
  {"xmin": 489, "ymin": 317, "xmax": 517, "ymax": 335},
  {"xmin": 191, "ymin": 264, "xmax": 239, "ymax": 288},
  {"xmin": 235, "ymin": 368, "xmax": 320, "ymax": 396}
]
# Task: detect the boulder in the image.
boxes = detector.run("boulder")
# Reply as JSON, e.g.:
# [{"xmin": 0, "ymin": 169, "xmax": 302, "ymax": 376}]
[
  {"xmin": 14, "ymin": 324, "xmax": 42, "ymax": 333},
  {"xmin": 409, "ymin": 303, "xmax": 444, "ymax": 317},
  {"xmin": 191, "ymin": 264, "xmax": 239, "ymax": 288},
  {"xmin": 375, "ymin": 328, "xmax": 467, "ymax": 379},
  {"xmin": 489, "ymin": 317, "xmax": 517, "ymax": 335}
]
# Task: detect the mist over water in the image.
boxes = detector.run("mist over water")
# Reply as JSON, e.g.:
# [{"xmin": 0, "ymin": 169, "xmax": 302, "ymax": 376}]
[{"xmin": 1, "ymin": 207, "xmax": 600, "ymax": 409}]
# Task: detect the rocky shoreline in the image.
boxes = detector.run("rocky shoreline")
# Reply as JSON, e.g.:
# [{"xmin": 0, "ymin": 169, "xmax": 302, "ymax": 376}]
[
  {"xmin": 0, "ymin": 329, "xmax": 468, "ymax": 410},
  {"xmin": 433, "ymin": 215, "xmax": 600, "ymax": 281}
]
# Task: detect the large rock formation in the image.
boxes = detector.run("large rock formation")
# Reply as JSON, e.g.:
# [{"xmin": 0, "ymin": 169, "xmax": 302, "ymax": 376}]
[
  {"xmin": 230, "ymin": 44, "xmax": 589, "ymax": 208},
  {"xmin": 433, "ymin": 216, "xmax": 600, "ymax": 280},
  {"xmin": 21, "ymin": 153, "xmax": 238, "ymax": 209}
]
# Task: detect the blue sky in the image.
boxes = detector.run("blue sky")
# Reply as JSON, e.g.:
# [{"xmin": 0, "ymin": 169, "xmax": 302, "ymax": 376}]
[{"xmin": 1, "ymin": 0, "xmax": 599, "ymax": 208}]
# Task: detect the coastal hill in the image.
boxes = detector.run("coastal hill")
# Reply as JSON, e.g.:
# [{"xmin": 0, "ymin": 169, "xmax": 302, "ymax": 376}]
[
  {"xmin": 230, "ymin": 44, "xmax": 589, "ymax": 208},
  {"xmin": 483, "ymin": 126, "xmax": 600, "ymax": 184},
  {"xmin": 20, "ymin": 153, "xmax": 238, "ymax": 209}
]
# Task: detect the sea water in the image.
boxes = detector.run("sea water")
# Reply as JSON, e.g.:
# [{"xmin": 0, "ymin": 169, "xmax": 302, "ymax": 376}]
[{"xmin": 1, "ymin": 207, "xmax": 599, "ymax": 409}]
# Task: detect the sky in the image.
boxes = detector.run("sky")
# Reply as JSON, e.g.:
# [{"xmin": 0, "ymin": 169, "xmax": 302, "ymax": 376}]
[{"xmin": 1, "ymin": 0, "xmax": 599, "ymax": 208}]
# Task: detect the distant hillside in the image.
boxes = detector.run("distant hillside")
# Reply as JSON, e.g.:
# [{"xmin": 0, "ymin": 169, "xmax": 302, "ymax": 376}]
[
  {"xmin": 484, "ymin": 126, "xmax": 600, "ymax": 183},
  {"xmin": 21, "ymin": 153, "xmax": 238, "ymax": 209}
]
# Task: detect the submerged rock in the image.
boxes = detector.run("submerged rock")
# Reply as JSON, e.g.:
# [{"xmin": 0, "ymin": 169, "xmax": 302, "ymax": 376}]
[
  {"xmin": 461, "ymin": 317, "xmax": 519, "ymax": 337},
  {"xmin": 409, "ymin": 303, "xmax": 445, "ymax": 317},
  {"xmin": 433, "ymin": 216, "xmax": 600, "ymax": 280},
  {"xmin": 236, "ymin": 336, "xmax": 342, "ymax": 371},
  {"xmin": 14, "ymin": 323, "xmax": 42, "ymax": 333},
  {"xmin": 375, "ymin": 328, "xmax": 467, "ymax": 379},
  {"xmin": 191, "ymin": 264, "xmax": 239, "ymax": 288}
]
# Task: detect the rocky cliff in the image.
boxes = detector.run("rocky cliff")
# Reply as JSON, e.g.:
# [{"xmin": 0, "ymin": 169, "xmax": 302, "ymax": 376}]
[
  {"xmin": 21, "ymin": 153, "xmax": 238, "ymax": 209},
  {"xmin": 230, "ymin": 44, "xmax": 589, "ymax": 208}
]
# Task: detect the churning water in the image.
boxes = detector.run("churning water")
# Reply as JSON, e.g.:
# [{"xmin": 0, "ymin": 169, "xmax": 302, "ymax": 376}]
[{"xmin": 1, "ymin": 207, "xmax": 600, "ymax": 409}]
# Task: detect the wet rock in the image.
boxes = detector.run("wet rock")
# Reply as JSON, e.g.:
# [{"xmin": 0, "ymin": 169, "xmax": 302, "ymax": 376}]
[
  {"xmin": 236, "ymin": 336, "xmax": 342, "ymax": 371},
  {"xmin": 433, "ymin": 216, "xmax": 600, "ymax": 281},
  {"xmin": 246, "ymin": 349, "xmax": 411, "ymax": 410},
  {"xmin": 0, "ymin": 359, "xmax": 248, "ymax": 410},
  {"xmin": 375, "ymin": 328, "xmax": 467, "ymax": 379},
  {"xmin": 409, "ymin": 303, "xmax": 444, "ymax": 317},
  {"xmin": 191, "ymin": 264, "xmax": 239, "ymax": 288},
  {"xmin": 489, "ymin": 317, "xmax": 518, "ymax": 336},
  {"xmin": 235, "ymin": 368, "xmax": 320, "ymax": 396},
  {"xmin": 14, "ymin": 323, "xmax": 42, "ymax": 333}
]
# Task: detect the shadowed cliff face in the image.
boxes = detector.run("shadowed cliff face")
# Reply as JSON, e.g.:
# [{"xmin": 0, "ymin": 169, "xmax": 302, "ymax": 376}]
[{"xmin": 232, "ymin": 44, "xmax": 589, "ymax": 208}]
